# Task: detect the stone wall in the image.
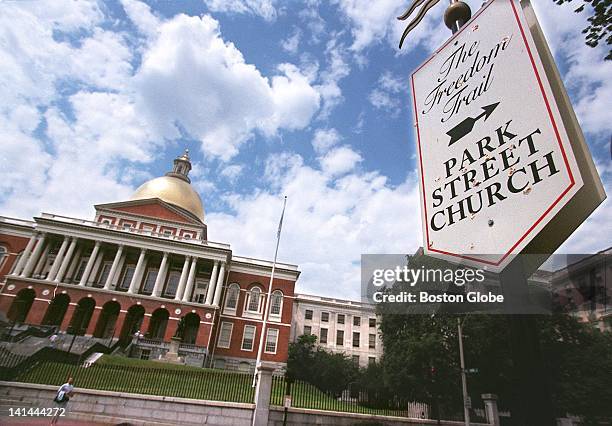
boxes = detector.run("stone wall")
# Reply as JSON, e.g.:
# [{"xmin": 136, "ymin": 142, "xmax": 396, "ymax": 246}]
[
  {"xmin": 1, "ymin": 381, "xmax": 494, "ymax": 426},
  {"xmin": 268, "ymin": 407, "xmax": 492, "ymax": 426},
  {"xmin": 0, "ymin": 381, "xmax": 254, "ymax": 425}
]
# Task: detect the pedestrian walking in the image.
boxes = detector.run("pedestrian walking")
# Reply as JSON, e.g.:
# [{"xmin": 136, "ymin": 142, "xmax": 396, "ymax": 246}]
[{"xmin": 51, "ymin": 377, "xmax": 74, "ymax": 425}]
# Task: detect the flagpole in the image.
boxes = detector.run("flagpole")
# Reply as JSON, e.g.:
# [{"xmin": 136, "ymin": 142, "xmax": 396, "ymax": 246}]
[{"xmin": 252, "ymin": 196, "xmax": 287, "ymax": 387}]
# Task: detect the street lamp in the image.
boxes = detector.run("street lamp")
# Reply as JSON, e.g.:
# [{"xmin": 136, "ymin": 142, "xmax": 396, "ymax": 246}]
[{"xmin": 457, "ymin": 317, "xmax": 470, "ymax": 426}]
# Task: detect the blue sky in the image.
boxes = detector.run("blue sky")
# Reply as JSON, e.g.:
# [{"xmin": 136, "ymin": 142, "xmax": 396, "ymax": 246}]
[{"xmin": 0, "ymin": 0, "xmax": 610, "ymax": 299}]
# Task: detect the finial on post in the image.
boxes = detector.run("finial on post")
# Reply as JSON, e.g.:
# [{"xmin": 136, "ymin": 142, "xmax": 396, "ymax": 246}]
[
  {"xmin": 397, "ymin": 0, "xmax": 471, "ymax": 49},
  {"xmin": 444, "ymin": 0, "xmax": 471, "ymax": 34}
]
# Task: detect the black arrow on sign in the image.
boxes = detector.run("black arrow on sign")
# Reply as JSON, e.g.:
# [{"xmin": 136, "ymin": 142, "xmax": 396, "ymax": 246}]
[{"xmin": 446, "ymin": 102, "xmax": 500, "ymax": 146}]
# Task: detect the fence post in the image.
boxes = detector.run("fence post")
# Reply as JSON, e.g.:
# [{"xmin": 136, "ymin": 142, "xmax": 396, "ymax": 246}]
[
  {"xmin": 481, "ymin": 394, "xmax": 500, "ymax": 426},
  {"xmin": 252, "ymin": 362, "xmax": 276, "ymax": 426}
]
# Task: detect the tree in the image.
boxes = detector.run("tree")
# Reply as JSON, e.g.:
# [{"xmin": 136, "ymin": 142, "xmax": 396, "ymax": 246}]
[
  {"xmin": 554, "ymin": 0, "xmax": 611, "ymax": 60},
  {"xmin": 287, "ymin": 334, "xmax": 359, "ymax": 397}
]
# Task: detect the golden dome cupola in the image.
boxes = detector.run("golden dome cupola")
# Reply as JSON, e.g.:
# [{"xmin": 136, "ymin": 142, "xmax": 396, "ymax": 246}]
[{"xmin": 130, "ymin": 150, "xmax": 205, "ymax": 222}]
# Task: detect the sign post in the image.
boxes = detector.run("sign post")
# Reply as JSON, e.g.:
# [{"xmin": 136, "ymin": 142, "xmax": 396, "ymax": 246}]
[
  {"xmin": 403, "ymin": 0, "xmax": 606, "ymax": 424},
  {"xmin": 410, "ymin": 0, "xmax": 604, "ymax": 273}
]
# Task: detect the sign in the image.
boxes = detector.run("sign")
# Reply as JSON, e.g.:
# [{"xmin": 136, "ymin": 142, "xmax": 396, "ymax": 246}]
[
  {"xmin": 284, "ymin": 395, "xmax": 292, "ymax": 408},
  {"xmin": 411, "ymin": 0, "xmax": 605, "ymax": 271}
]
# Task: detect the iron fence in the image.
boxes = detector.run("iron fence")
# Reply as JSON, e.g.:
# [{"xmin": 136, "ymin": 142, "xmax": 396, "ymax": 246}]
[
  {"xmin": 271, "ymin": 376, "xmax": 422, "ymax": 417},
  {"xmin": 14, "ymin": 361, "xmax": 256, "ymax": 404}
]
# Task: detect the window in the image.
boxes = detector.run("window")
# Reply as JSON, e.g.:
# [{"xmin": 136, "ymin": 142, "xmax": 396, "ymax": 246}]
[
  {"xmin": 122, "ymin": 223, "xmax": 134, "ymax": 230},
  {"xmin": 162, "ymin": 230, "xmax": 173, "ymax": 236},
  {"xmin": 217, "ymin": 322, "xmax": 233, "ymax": 348},
  {"xmin": 241, "ymin": 325, "xmax": 256, "ymax": 351},
  {"xmin": 96, "ymin": 262, "xmax": 113, "ymax": 286},
  {"xmin": 305, "ymin": 309, "xmax": 313, "ymax": 320},
  {"xmin": 119, "ymin": 265, "xmax": 135, "ymax": 290},
  {"xmin": 369, "ymin": 334, "xmax": 376, "ymax": 349},
  {"xmin": 353, "ymin": 316, "xmax": 361, "ymax": 327},
  {"xmin": 352, "ymin": 355, "xmax": 360, "ymax": 365},
  {"xmin": 337, "ymin": 314, "xmax": 345, "ymax": 325},
  {"xmin": 270, "ymin": 290, "xmax": 283, "ymax": 316},
  {"xmin": 141, "ymin": 225, "xmax": 155, "ymax": 234},
  {"xmin": 369, "ymin": 318, "xmax": 376, "ymax": 328},
  {"xmin": 0, "ymin": 246, "xmax": 7, "ymax": 270},
  {"xmin": 225, "ymin": 284, "xmax": 240, "ymax": 310},
  {"xmin": 303, "ymin": 325, "xmax": 311, "ymax": 335},
  {"xmin": 142, "ymin": 269, "xmax": 158, "ymax": 294},
  {"xmin": 320, "ymin": 328, "xmax": 328, "ymax": 344},
  {"xmin": 336, "ymin": 330, "xmax": 344, "ymax": 346},
  {"xmin": 164, "ymin": 271, "xmax": 181, "ymax": 297},
  {"xmin": 100, "ymin": 218, "xmax": 112, "ymax": 225},
  {"xmin": 353, "ymin": 332, "xmax": 360, "ymax": 348},
  {"xmin": 321, "ymin": 312, "xmax": 329, "ymax": 322},
  {"xmin": 265, "ymin": 328, "xmax": 279, "ymax": 353},
  {"xmin": 140, "ymin": 349, "xmax": 151, "ymax": 360},
  {"xmin": 246, "ymin": 287, "xmax": 262, "ymax": 313},
  {"xmin": 368, "ymin": 356, "xmax": 376, "ymax": 365}
]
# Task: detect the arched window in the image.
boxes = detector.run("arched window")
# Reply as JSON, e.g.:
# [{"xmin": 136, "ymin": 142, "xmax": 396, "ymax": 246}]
[
  {"xmin": 269, "ymin": 290, "xmax": 283, "ymax": 317},
  {"xmin": 224, "ymin": 284, "xmax": 240, "ymax": 311},
  {"xmin": 246, "ymin": 286, "xmax": 262, "ymax": 313}
]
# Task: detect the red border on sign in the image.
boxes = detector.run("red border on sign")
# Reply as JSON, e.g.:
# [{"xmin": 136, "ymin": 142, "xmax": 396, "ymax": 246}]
[{"xmin": 411, "ymin": 0, "xmax": 575, "ymax": 267}]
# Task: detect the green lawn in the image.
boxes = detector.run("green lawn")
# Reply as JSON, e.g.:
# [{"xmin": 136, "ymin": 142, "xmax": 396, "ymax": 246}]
[
  {"xmin": 17, "ymin": 357, "xmax": 255, "ymax": 403},
  {"xmin": 16, "ymin": 356, "xmax": 409, "ymax": 416}
]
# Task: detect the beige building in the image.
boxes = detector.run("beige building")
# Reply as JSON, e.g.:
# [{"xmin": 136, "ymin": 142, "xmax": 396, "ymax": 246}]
[{"xmin": 290, "ymin": 293, "xmax": 383, "ymax": 367}]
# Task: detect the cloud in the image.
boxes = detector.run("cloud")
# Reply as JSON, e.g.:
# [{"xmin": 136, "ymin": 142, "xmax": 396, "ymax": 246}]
[
  {"xmin": 368, "ymin": 71, "xmax": 406, "ymax": 116},
  {"xmin": 203, "ymin": 0, "xmax": 277, "ymax": 21},
  {"xmin": 134, "ymin": 14, "xmax": 321, "ymax": 160},
  {"xmin": 312, "ymin": 128, "xmax": 341, "ymax": 154},
  {"xmin": 208, "ymin": 152, "xmax": 421, "ymax": 298},
  {"xmin": 319, "ymin": 146, "xmax": 363, "ymax": 176},
  {"xmin": 315, "ymin": 35, "xmax": 351, "ymax": 117},
  {"xmin": 281, "ymin": 29, "xmax": 301, "ymax": 54}
]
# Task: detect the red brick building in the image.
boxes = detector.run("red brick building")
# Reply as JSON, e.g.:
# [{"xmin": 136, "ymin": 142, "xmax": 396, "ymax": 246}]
[{"xmin": 0, "ymin": 151, "xmax": 299, "ymax": 371}]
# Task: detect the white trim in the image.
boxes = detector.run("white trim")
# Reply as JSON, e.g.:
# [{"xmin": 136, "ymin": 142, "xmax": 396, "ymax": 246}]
[{"xmin": 219, "ymin": 313, "xmax": 291, "ymax": 328}]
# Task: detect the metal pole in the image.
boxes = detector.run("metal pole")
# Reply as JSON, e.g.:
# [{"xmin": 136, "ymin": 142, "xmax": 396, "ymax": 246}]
[
  {"xmin": 252, "ymin": 196, "xmax": 287, "ymax": 387},
  {"xmin": 458, "ymin": 318, "xmax": 470, "ymax": 426}
]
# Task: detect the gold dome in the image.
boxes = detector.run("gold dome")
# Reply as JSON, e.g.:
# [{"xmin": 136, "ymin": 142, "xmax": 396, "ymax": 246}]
[
  {"xmin": 130, "ymin": 150, "xmax": 204, "ymax": 222},
  {"xmin": 131, "ymin": 176, "xmax": 205, "ymax": 222}
]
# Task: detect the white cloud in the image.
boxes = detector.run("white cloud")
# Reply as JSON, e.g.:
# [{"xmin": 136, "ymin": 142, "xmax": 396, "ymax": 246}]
[
  {"xmin": 134, "ymin": 13, "xmax": 320, "ymax": 160},
  {"xmin": 220, "ymin": 164, "xmax": 244, "ymax": 182},
  {"xmin": 281, "ymin": 29, "xmax": 301, "ymax": 54},
  {"xmin": 204, "ymin": 0, "xmax": 277, "ymax": 21},
  {"xmin": 208, "ymin": 153, "xmax": 421, "ymax": 298},
  {"xmin": 120, "ymin": 0, "xmax": 160, "ymax": 37},
  {"xmin": 368, "ymin": 71, "xmax": 406, "ymax": 116},
  {"xmin": 319, "ymin": 146, "xmax": 363, "ymax": 176},
  {"xmin": 312, "ymin": 128, "xmax": 341, "ymax": 154},
  {"xmin": 315, "ymin": 35, "xmax": 351, "ymax": 117}
]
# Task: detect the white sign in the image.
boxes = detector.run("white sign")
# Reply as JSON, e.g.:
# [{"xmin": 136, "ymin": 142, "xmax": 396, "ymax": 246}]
[{"xmin": 411, "ymin": 0, "xmax": 604, "ymax": 271}]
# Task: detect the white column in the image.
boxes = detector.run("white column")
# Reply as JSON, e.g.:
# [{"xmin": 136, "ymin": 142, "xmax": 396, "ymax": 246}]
[
  {"xmin": 65, "ymin": 245, "xmax": 83, "ymax": 282},
  {"xmin": 89, "ymin": 248, "xmax": 105, "ymax": 285},
  {"xmin": 152, "ymin": 252, "xmax": 170, "ymax": 297},
  {"xmin": 104, "ymin": 245, "xmax": 123, "ymax": 290},
  {"xmin": 32, "ymin": 243, "xmax": 49, "ymax": 278},
  {"xmin": 182, "ymin": 258, "xmax": 198, "ymax": 303},
  {"xmin": 205, "ymin": 261, "xmax": 219, "ymax": 305},
  {"xmin": 12, "ymin": 234, "xmax": 37, "ymax": 276},
  {"xmin": 173, "ymin": 256, "xmax": 189, "ymax": 300},
  {"xmin": 47, "ymin": 236, "xmax": 69, "ymax": 281},
  {"xmin": 79, "ymin": 241, "xmax": 101, "ymax": 286},
  {"xmin": 128, "ymin": 248, "xmax": 147, "ymax": 294},
  {"xmin": 212, "ymin": 262, "xmax": 226, "ymax": 307},
  {"xmin": 177, "ymin": 257, "xmax": 196, "ymax": 301},
  {"xmin": 54, "ymin": 237, "xmax": 78, "ymax": 283},
  {"xmin": 21, "ymin": 233, "xmax": 45, "ymax": 278}
]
